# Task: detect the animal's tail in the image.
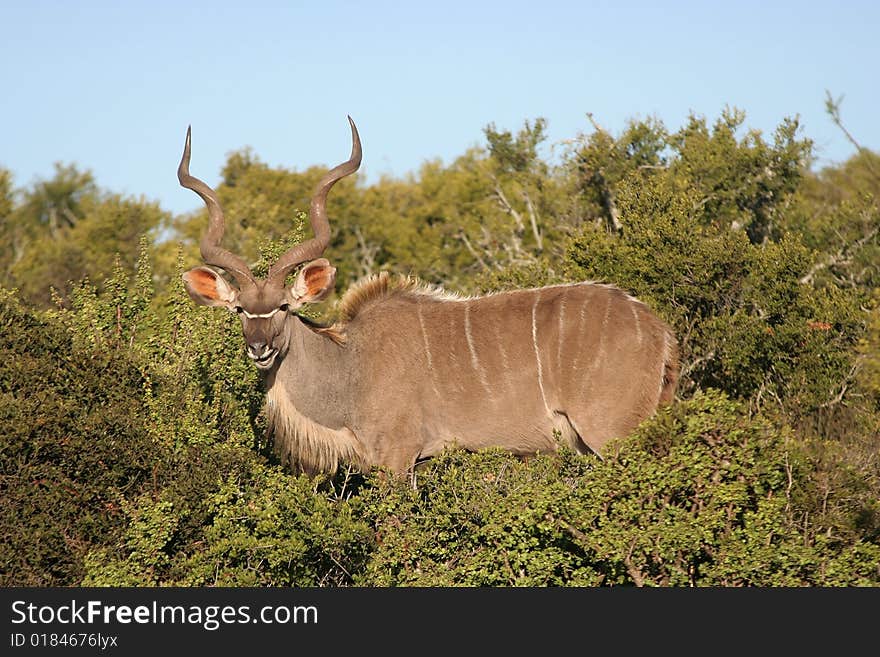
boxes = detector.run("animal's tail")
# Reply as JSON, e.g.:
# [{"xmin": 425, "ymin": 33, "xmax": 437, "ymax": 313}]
[{"xmin": 659, "ymin": 331, "xmax": 680, "ymax": 405}]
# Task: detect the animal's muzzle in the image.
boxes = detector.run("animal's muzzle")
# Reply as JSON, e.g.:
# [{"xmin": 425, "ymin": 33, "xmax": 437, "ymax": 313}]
[{"xmin": 247, "ymin": 341, "xmax": 278, "ymax": 369}]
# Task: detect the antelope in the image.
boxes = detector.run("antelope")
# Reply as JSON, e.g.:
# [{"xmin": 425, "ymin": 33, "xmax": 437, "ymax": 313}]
[{"xmin": 179, "ymin": 117, "xmax": 679, "ymax": 476}]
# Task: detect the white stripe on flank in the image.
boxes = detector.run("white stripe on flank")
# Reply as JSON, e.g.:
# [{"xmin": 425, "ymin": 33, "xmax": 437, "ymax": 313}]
[
  {"xmin": 417, "ymin": 305, "xmax": 442, "ymax": 398},
  {"xmin": 579, "ymin": 294, "xmax": 590, "ymax": 328},
  {"xmin": 532, "ymin": 292, "xmax": 550, "ymax": 413},
  {"xmin": 492, "ymin": 320, "xmax": 512, "ymax": 394},
  {"xmin": 569, "ymin": 294, "xmax": 590, "ymax": 374},
  {"xmin": 591, "ymin": 295, "xmax": 612, "ymax": 371},
  {"xmin": 557, "ymin": 295, "xmax": 566, "ymax": 371},
  {"xmin": 630, "ymin": 302, "xmax": 643, "ymax": 347},
  {"xmin": 464, "ymin": 303, "xmax": 494, "ymax": 400}
]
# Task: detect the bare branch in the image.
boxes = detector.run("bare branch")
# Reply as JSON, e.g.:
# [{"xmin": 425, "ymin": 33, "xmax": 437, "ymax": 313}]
[
  {"xmin": 624, "ymin": 538, "xmax": 646, "ymax": 587},
  {"xmin": 522, "ymin": 189, "xmax": 543, "ymax": 251},
  {"xmin": 597, "ymin": 170, "xmax": 623, "ymax": 233},
  {"xmin": 680, "ymin": 350, "xmax": 716, "ymax": 381},
  {"xmin": 457, "ymin": 230, "xmax": 490, "ymax": 271},
  {"xmin": 825, "ymin": 90, "xmax": 880, "ymax": 180},
  {"xmin": 353, "ymin": 225, "xmax": 379, "ymax": 278},
  {"xmin": 490, "ymin": 224, "xmax": 533, "ymax": 267},
  {"xmin": 491, "ymin": 179, "xmax": 525, "ymax": 233},
  {"xmin": 800, "ymin": 224, "xmax": 879, "ymax": 285},
  {"xmin": 584, "ymin": 113, "xmax": 622, "ymax": 232},
  {"xmin": 819, "ymin": 358, "xmax": 862, "ymax": 409},
  {"xmin": 586, "ymin": 112, "xmax": 608, "ymax": 135}
]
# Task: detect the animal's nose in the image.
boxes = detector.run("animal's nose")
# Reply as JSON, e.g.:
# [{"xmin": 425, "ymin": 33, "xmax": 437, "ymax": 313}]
[{"xmin": 248, "ymin": 341, "xmax": 269, "ymax": 358}]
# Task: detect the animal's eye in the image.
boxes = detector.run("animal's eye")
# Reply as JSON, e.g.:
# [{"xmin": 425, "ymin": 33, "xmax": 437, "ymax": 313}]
[
  {"xmin": 234, "ymin": 306, "xmax": 244, "ymax": 314},
  {"xmin": 279, "ymin": 304, "xmax": 290, "ymax": 313}
]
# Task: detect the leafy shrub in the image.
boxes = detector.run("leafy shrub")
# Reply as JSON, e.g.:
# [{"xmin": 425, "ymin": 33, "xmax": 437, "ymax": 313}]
[
  {"xmin": 84, "ymin": 458, "xmax": 373, "ymax": 587},
  {"xmin": 564, "ymin": 212, "xmax": 865, "ymax": 422},
  {"xmin": 0, "ymin": 288, "xmax": 155, "ymax": 585},
  {"xmin": 358, "ymin": 390, "xmax": 879, "ymax": 586}
]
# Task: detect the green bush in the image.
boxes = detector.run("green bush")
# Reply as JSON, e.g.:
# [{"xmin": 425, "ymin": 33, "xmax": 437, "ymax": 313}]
[
  {"xmin": 0, "ymin": 288, "xmax": 155, "ymax": 585},
  {"xmin": 565, "ymin": 215, "xmax": 865, "ymax": 422},
  {"xmin": 357, "ymin": 390, "xmax": 878, "ymax": 586},
  {"xmin": 84, "ymin": 458, "xmax": 373, "ymax": 587}
]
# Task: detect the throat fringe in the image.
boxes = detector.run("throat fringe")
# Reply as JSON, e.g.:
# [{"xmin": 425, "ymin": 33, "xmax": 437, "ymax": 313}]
[{"xmin": 266, "ymin": 382, "xmax": 367, "ymax": 475}]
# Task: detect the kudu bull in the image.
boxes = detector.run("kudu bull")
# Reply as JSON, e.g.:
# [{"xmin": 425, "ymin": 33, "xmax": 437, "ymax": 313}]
[{"xmin": 180, "ymin": 117, "xmax": 679, "ymax": 476}]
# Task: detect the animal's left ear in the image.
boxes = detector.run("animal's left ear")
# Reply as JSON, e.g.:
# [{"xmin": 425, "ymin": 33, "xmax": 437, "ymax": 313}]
[{"xmin": 289, "ymin": 258, "xmax": 336, "ymax": 305}]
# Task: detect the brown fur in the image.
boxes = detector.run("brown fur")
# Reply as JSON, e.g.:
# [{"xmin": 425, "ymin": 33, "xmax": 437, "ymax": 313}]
[{"xmin": 268, "ymin": 277, "xmax": 680, "ymax": 475}]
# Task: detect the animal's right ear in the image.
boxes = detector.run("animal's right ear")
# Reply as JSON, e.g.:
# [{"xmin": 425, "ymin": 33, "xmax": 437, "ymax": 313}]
[
  {"xmin": 288, "ymin": 258, "xmax": 337, "ymax": 306},
  {"xmin": 182, "ymin": 266, "xmax": 239, "ymax": 307}
]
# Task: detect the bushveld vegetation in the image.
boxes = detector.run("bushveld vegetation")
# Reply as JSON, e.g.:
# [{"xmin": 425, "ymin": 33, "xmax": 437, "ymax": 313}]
[{"xmin": 1, "ymin": 104, "xmax": 878, "ymax": 586}]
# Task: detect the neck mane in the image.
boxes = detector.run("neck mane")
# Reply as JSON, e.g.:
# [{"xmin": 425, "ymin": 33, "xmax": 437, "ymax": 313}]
[{"xmin": 264, "ymin": 369, "xmax": 367, "ymax": 475}]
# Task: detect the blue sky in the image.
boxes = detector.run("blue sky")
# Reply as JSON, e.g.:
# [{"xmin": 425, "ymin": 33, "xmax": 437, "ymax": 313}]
[{"xmin": 2, "ymin": 1, "xmax": 878, "ymax": 216}]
